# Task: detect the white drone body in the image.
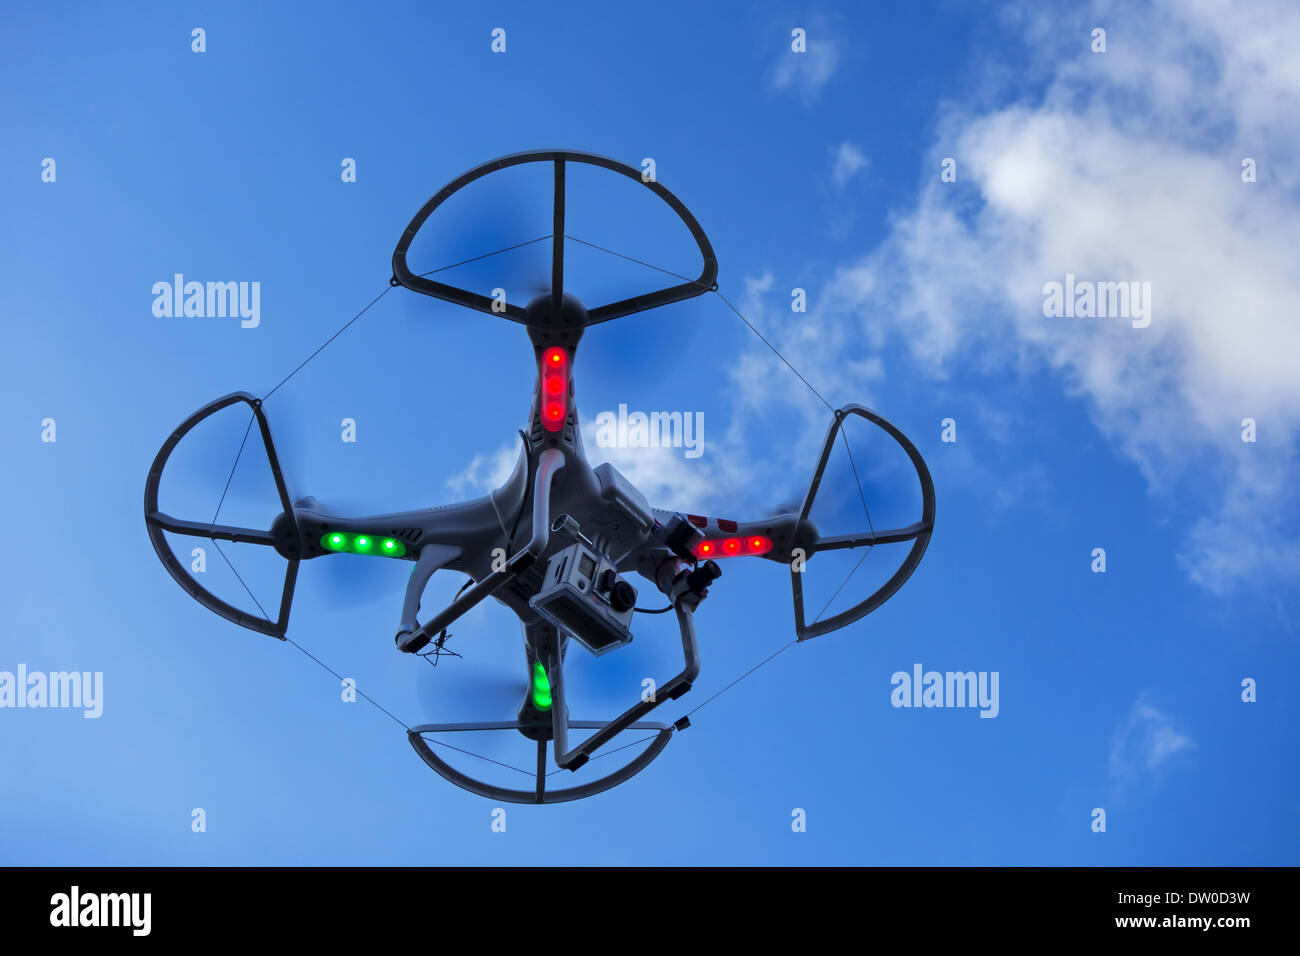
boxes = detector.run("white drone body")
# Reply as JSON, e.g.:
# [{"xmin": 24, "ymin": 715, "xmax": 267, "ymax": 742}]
[{"xmin": 144, "ymin": 151, "xmax": 934, "ymax": 803}]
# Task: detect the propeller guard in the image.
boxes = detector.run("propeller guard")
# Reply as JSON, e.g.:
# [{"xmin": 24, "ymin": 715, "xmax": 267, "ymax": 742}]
[
  {"xmin": 409, "ymin": 720, "xmax": 675, "ymax": 805},
  {"xmin": 792, "ymin": 404, "xmax": 936, "ymax": 640},
  {"xmin": 143, "ymin": 391, "xmax": 300, "ymax": 639},
  {"xmin": 391, "ymin": 149, "xmax": 718, "ymax": 327}
]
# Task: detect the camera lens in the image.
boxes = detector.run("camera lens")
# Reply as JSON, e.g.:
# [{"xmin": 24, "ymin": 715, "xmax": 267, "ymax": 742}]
[{"xmin": 609, "ymin": 579, "xmax": 638, "ymax": 613}]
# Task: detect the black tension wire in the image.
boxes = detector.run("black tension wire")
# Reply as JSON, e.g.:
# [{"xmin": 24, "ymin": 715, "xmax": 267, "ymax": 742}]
[{"xmin": 200, "ymin": 227, "xmax": 882, "ymax": 771}]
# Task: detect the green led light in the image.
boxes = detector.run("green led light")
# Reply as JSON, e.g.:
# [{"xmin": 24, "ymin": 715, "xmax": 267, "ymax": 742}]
[
  {"xmin": 320, "ymin": 532, "xmax": 404, "ymax": 557},
  {"xmin": 531, "ymin": 661, "xmax": 552, "ymax": 712}
]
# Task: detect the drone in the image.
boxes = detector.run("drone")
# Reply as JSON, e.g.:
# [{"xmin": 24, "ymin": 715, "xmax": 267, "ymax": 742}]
[{"xmin": 144, "ymin": 150, "xmax": 935, "ymax": 803}]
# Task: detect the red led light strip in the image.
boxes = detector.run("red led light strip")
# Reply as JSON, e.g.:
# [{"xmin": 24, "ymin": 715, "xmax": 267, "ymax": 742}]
[
  {"xmin": 693, "ymin": 535, "xmax": 772, "ymax": 559},
  {"xmin": 540, "ymin": 347, "xmax": 568, "ymax": 432}
]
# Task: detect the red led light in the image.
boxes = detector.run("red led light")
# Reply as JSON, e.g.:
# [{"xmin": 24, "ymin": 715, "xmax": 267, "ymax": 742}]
[
  {"xmin": 697, "ymin": 541, "xmax": 714, "ymax": 556},
  {"xmin": 723, "ymin": 538, "xmax": 741, "ymax": 554},
  {"xmin": 540, "ymin": 348, "xmax": 569, "ymax": 432}
]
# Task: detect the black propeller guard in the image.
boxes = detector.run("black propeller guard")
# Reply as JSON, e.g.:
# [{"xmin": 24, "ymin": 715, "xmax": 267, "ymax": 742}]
[
  {"xmin": 143, "ymin": 391, "xmax": 300, "ymax": 639},
  {"xmin": 409, "ymin": 721, "xmax": 674, "ymax": 805},
  {"xmin": 391, "ymin": 149, "xmax": 718, "ymax": 328},
  {"xmin": 790, "ymin": 404, "xmax": 936, "ymax": 640}
]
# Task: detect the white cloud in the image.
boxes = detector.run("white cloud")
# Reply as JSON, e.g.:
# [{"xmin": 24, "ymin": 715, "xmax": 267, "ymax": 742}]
[
  {"xmin": 821, "ymin": 0, "xmax": 1300, "ymax": 595},
  {"xmin": 579, "ymin": 425, "xmax": 722, "ymax": 513},
  {"xmin": 446, "ymin": 442, "xmax": 518, "ymax": 497},
  {"xmin": 446, "ymin": 381, "xmax": 831, "ymax": 523},
  {"xmin": 830, "ymin": 141, "xmax": 868, "ymax": 187},
  {"xmin": 1110, "ymin": 695, "xmax": 1194, "ymax": 788},
  {"xmin": 770, "ymin": 19, "xmax": 841, "ymax": 104},
  {"xmin": 446, "ymin": 421, "xmax": 743, "ymax": 516}
]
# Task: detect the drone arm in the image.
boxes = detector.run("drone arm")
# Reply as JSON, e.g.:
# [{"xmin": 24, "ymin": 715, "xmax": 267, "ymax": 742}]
[
  {"xmin": 398, "ymin": 449, "xmax": 565, "ymax": 653},
  {"xmin": 643, "ymin": 404, "xmax": 935, "ymax": 642},
  {"xmin": 146, "ymin": 512, "xmax": 279, "ymax": 547},
  {"xmin": 809, "ymin": 521, "xmax": 930, "ymax": 551}
]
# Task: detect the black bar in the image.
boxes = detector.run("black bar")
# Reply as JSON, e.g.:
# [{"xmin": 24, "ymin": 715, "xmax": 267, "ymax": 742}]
[{"xmin": 1, "ymin": 867, "xmax": 1281, "ymax": 941}]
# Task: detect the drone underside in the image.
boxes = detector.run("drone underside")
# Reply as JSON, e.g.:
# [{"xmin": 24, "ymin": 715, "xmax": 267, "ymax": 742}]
[{"xmin": 144, "ymin": 150, "xmax": 935, "ymax": 803}]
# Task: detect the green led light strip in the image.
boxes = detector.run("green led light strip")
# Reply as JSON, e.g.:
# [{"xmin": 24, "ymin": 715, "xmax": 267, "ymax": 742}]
[
  {"xmin": 531, "ymin": 661, "xmax": 552, "ymax": 711},
  {"xmin": 320, "ymin": 532, "xmax": 407, "ymax": 558}
]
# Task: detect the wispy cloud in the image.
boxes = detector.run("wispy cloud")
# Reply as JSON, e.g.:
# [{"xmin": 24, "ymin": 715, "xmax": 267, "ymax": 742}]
[
  {"xmin": 815, "ymin": 0, "xmax": 1300, "ymax": 595},
  {"xmin": 446, "ymin": 442, "xmax": 518, "ymax": 498},
  {"xmin": 769, "ymin": 18, "xmax": 841, "ymax": 105},
  {"xmin": 578, "ymin": 424, "xmax": 723, "ymax": 513},
  {"xmin": 1109, "ymin": 695, "xmax": 1194, "ymax": 790},
  {"xmin": 829, "ymin": 141, "xmax": 868, "ymax": 188},
  {"xmin": 447, "ymin": 418, "xmax": 748, "ymax": 516}
]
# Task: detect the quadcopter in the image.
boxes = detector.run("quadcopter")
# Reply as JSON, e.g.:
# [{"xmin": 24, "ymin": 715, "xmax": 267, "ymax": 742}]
[{"xmin": 144, "ymin": 150, "xmax": 935, "ymax": 803}]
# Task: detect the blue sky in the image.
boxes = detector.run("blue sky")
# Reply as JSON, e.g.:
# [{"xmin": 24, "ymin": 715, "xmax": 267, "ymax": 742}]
[{"xmin": 2, "ymin": 1, "xmax": 1297, "ymax": 865}]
